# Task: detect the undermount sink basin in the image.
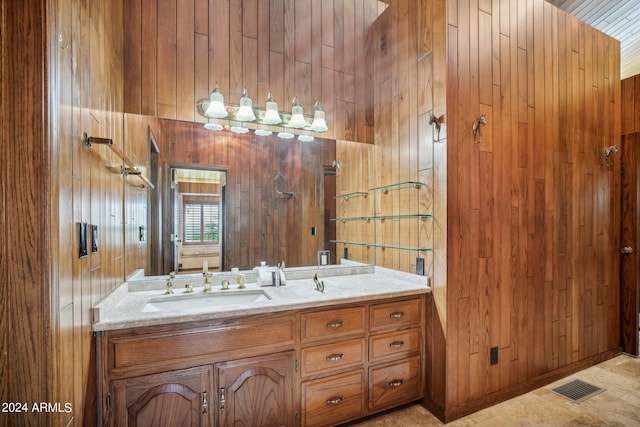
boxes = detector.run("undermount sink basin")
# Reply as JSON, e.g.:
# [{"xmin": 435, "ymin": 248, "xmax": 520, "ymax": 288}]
[{"xmin": 143, "ymin": 290, "xmax": 272, "ymax": 312}]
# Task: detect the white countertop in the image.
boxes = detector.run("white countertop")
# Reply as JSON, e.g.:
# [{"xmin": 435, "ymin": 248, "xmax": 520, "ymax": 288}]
[{"xmin": 92, "ymin": 265, "xmax": 431, "ymax": 331}]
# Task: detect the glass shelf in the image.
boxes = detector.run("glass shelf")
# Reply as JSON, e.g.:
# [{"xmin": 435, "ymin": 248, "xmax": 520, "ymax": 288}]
[
  {"xmin": 369, "ymin": 181, "xmax": 424, "ymax": 194},
  {"xmin": 330, "ymin": 240, "xmax": 432, "ymax": 252},
  {"xmin": 334, "ymin": 191, "xmax": 368, "ymax": 201},
  {"xmin": 375, "ymin": 213, "xmax": 432, "ymax": 220},
  {"xmin": 331, "ymin": 213, "xmax": 432, "ymax": 222}
]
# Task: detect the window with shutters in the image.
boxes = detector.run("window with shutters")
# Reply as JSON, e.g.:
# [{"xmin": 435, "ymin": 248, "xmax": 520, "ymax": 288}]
[{"xmin": 183, "ymin": 200, "xmax": 219, "ymax": 244}]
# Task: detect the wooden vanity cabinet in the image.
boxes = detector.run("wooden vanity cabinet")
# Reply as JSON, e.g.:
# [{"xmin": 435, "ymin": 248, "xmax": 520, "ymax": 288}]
[
  {"xmin": 98, "ymin": 313, "xmax": 297, "ymax": 427},
  {"xmin": 111, "ymin": 366, "xmax": 214, "ymax": 426},
  {"xmin": 97, "ymin": 294, "xmax": 425, "ymax": 427},
  {"xmin": 215, "ymin": 351, "xmax": 296, "ymax": 427},
  {"xmin": 299, "ymin": 295, "xmax": 424, "ymax": 426}
]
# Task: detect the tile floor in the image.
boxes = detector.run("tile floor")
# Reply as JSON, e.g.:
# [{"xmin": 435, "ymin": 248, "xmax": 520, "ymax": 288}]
[{"xmin": 350, "ymin": 354, "xmax": 640, "ymax": 426}]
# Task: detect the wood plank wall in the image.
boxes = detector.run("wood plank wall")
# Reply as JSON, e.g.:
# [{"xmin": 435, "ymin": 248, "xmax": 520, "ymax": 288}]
[
  {"xmin": 622, "ymin": 74, "xmax": 640, "ymax": 135},
  {"xmin": 444, "ymin": 0, "xmax": 621, "ymax": 419},
  {"xmin": 341, "ymin": 0, "xmax": 439, "ymax": 276},
  {"xmin": 50, "ymin": 0, "xmax": 132, "ymax": 424},
  {"xmin": 620, "ymin": 75, "xmax": 640, "ymax": 356},
  {"xmin": 152, "ymin": 118, "xmax": 335, "ymax": 272},
  {"xmin": 363, "ymin": 0, "xmax": 448, "ymax": 414},
  {"xmin": 123, "ymin": 0, "xmax": 384, "ymax": 143},
  {"xmin": 1, "ymin": 1, "xmax": 50, "ymax": 425}
]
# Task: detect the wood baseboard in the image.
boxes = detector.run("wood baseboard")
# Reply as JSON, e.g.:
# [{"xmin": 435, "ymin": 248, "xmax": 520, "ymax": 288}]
[{"xmin": 420, "ymin": 349, "xmax": 621, "ymax": 423}]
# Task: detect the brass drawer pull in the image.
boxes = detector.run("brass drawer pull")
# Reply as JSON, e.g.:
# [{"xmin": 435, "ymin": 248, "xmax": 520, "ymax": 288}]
[
  {"xmin": 326, "ymin": 396, "xmax": 344, "ymax": 405},
  {"xmin": 326, "ymin": 353, "xmax": 344, "ymax": 361},
  {"xmin": 389, "ymin": 311, "xmax": 404, "ymax": 319},
  {"xmin": 389, "ymin": 341, "xmax": 404, "ymax": 349},
  {"xmin": 326, "ymin": 320, "xmax": 344, "ymax": 329},
  {"xmin": 388, "ymin": 379, "xmax": 404, "ymax": 388}
]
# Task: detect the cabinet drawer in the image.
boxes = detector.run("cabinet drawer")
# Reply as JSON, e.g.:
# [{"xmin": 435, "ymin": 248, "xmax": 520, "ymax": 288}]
[
  {"xmin": 369, "ymin": 356, "xmax": 421, "ymax": 411},
  {"xmin": 301, "ymin": 307, "xmax": 365, "ymax": 343},
  {"xmin": 301, "ymin": 338, "xmax": 365, "ymax": 377},
  {"xmin": 302, "ymin": 370, "xmax": 365, "ymax": 427},
  {"xmin": 369, "ymin": 328, "xmax": 421, "ymax": 362},
  {"xmin": 369, "ymin": 297, "xmax": 422, "ymax": 331},
  {"xmin": 110, "ymin": 316, "xmax": 295, "ymax": 370}
]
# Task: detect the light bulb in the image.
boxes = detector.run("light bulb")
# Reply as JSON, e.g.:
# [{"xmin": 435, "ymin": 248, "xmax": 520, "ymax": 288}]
[
  {"xmin": 310, "ymin": 102, "xmax": 328, "ymax": 132},
  {"xmin": 235, "ymin": 88, "xmax": 256, "ymax": 122},
  {"xmin": 262, "ymin": 93, "xmax": 282, "ymax": 125},
  {"xmin": 287, "ymin": 97, "xmax": 307, "ymax": 128},
  {"xmin": 204, "ymin": 84, "xmax": 228, "ymax": 118}
]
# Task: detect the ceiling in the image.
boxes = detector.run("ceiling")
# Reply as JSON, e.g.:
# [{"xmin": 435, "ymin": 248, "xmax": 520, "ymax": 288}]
[{"xmin": 547, "ymin": 0, "xmax": 640, "ymax": 79}]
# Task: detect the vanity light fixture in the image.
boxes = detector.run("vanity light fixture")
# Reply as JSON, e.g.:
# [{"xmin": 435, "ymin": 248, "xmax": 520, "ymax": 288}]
[
  {"xmin": 235, "ymin": 88, "xmax": 256, "ymax": 122},
  {"xmin": 230, "ymin": 126, "xmax": 250, "ymax": 134},
  {"xmin": 298, "ymin": 134, "xmax": 315, "ymax": 143},
  {"xmin": 204, "ymin": 84, "xmax": 228, "ymax": 118},
  {"xmin": 288, "ymin": 97, "xmax": 307, "ymax": 128},
  {"xmin": 310, "ymin": 102, "xmax": 328, "ymax": 132},
  {"xmin": 277, "ymin": 131, "xmax": 295, "ymax": 139},
  {"xmin": 204, "ymin": 122, "xmax": 224, "ymax": 131},
  {"xmin": 197, "ymin": 85, "xmax": 329, "ymax": 138},
  {"xmin": 262, "ymin": 93, "xmax": 282, "ymax": 125}
]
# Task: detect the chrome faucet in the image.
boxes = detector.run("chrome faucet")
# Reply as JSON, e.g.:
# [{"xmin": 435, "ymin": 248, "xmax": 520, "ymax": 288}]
[{"xmin": 313, "ymin": 273, "xmax": 324, "ymax": 293}]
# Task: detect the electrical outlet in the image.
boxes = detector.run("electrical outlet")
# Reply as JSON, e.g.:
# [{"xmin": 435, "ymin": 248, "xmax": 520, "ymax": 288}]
[{"xmin": 490, "ymin": 347, "xmax": 499, "ymax": 365}]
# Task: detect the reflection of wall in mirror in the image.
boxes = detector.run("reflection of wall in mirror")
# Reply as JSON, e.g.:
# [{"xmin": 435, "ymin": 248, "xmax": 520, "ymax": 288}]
[{"xmin": 154, "ymin": 118, "xmax": 337, "ymax": 272}]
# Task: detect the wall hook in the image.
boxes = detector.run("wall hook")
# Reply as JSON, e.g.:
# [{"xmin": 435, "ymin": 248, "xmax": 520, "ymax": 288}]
[
  {"xmin": 604, "ymin": 145, "xmax": 618, "ymax": 166},
  {"xmin": 429, "ymin": 114, "xmax": 442, "ymax": 142},
  {"xmin": 472, "ymin": 114, "xmax": 487, "ymax": 144}
]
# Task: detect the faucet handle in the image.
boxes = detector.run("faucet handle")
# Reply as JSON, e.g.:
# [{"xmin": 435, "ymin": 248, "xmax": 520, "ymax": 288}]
[
  {"xmin": 164, "ymin": 280, "xmax": 174, "ymax": 295},
  {"xmin": 237, "ymin": 274, "xmax": 245, "ymax": 289}
]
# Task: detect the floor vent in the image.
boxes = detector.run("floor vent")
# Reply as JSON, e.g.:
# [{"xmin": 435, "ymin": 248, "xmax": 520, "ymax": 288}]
[{"xmin": 551, "ymin": 379, "xmax": 605, "ymax": 403}]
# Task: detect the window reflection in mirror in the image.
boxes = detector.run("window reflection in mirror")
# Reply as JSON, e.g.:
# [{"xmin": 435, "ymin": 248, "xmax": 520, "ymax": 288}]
[{"xmin": 171, "ymin": 168, "xmax": 225, "ymax": 274}]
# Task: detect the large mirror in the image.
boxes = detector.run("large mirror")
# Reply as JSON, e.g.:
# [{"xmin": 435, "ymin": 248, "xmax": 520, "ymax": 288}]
[{"xmin": 133, "ymin": 116, "xmax": 339, "ymax": 275}]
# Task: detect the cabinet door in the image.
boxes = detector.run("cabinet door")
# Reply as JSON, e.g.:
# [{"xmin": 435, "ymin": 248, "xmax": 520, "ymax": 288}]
[
  {"xmin": 112, "ymin": 366, "xmax": 213, "ymax": 426},
  {"xmin": 216, "ymin": 351, "xmax": 295, "ymax": 427}
]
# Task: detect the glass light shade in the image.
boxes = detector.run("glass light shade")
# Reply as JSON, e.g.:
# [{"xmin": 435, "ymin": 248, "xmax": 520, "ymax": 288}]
[
  {"xmin": 287, "ymin": 97, "xmax": 307, "ymax": 128},
  {"xmin": 277, "ymin": 131, "xmax": 295, "ymax": 139},
  {"xmin": 298, "ymin": 134, "xmax": 315, "ymax": 142},
  {"xmin": 235, "ymin": 89, "xmax": 256, "ymax": 122},
  {"xmin": 262, "ymin": 93, "xmax": 282, "ymax": 124},
  {"xmin": 310, "ymin": 103, "xmax": 328, "ymax": 132},
  {"xmin": 255, "ymin": 129, "xmax": 273, "ymax": 136},
  {"xmin": 204, "ymin": 85, "xmax": 228, "ymax": 118},
  {"xmin": 204, "ymin": 123, "xmax": 223, "ymax": 131},
  {"xmin": 230, "ymin": 126, "xmax": 249, "ymax": 134}
]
